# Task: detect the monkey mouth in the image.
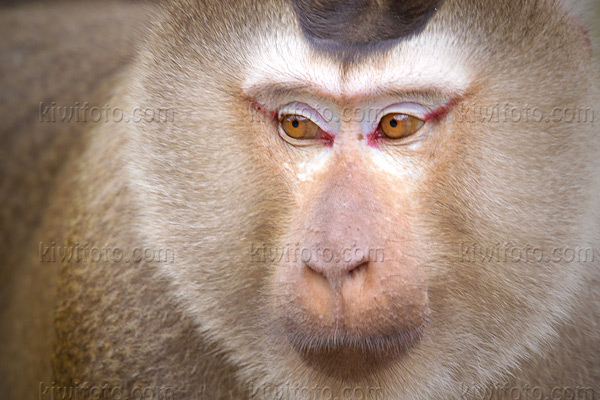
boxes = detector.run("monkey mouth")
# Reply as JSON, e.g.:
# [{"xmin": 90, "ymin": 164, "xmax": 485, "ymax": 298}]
[
  {"xmin": 287, "ymin": 325, "xmax": 425, "ymax": 353},
  {"xmin": 273, "ymin": 254, "xmax": 430, "ymax": 377},
  {"xmin": 285, "ymin": 324, "xmax": 425, "ymax": 379}
]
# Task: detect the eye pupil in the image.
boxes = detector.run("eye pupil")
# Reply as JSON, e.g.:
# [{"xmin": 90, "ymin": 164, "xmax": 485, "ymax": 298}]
[
  {"xmin": 389, "ymin": 119, "xmax": 398, "ymax": 128},
  {"xmin": 292, "ymin": 119, "xmax": 299, "ymax": 128}
]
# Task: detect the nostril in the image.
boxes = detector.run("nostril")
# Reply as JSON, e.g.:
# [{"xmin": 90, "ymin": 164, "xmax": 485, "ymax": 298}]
[
  {"xmin": 303, "ymin": 261, "xmax": 334, "ymax": 292},
  {"xmin": 304, "ymin": 261, "xmax": 324, "ymax": 276},
  {"xmin": 304, "ymin": 261, "xmax": 330, "ymax": 282},
  {"xmin": 303, "ymin": 258, "xmax": 369, "ymax": 289},
  {"xmin": 347, "ymin": 261, "xmax": 368, "ymax": 278}
]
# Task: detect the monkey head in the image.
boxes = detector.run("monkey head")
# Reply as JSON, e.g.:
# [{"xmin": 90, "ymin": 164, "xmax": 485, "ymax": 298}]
[{"xmin": 122, "ymin": 0, "xmax": 599, "ymax": 397}]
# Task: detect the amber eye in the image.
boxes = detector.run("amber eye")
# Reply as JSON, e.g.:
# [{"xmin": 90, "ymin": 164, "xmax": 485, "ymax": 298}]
[
  {"xmin": 280, "ymin": 114, "xmax": 320, "ymax": 140},
  {"xmin": 379, "ymin": 113, "xmax": 425, "ymax": 139}
]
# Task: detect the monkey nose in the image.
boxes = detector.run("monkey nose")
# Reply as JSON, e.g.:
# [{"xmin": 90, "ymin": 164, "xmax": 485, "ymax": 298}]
[
  {"xmin": 298, "ymin": 246, "xmax": 379, "ymax": 318},
  {"xmin": 283, "ymin": 241, "xmax": 428, "ymax": 340},
  {"xmin": 303, "ymin": 256, "xmax": 369, "ymax": 292}
]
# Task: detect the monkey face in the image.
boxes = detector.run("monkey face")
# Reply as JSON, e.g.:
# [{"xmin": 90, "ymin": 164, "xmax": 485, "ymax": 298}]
[{"xmin": 123, "ymin": 0, "xmax": 598, "ymax": 396}]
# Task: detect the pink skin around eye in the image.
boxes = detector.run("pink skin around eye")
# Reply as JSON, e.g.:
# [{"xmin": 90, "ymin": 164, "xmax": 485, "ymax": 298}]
[
  {"xmin": 423, "ymin": 98, "xmax": 458, "ymax": 122},
  {"xmin": 250, "ymin": 99, "xmax": 335, "ymax": 147},
  {"xmin": 250, "ymin": 99, "xmax": 278, "ymax": 121},
  {"xmin": 319, "ymin": 130, "xmax": 335, "ymax": 147},
  {"xmin": 367, "ymin": 98, "xmax": 458, "ymax": 148}
]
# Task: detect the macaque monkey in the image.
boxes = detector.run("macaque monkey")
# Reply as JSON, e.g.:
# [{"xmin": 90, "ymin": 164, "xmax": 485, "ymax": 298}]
[{"xmin": 1, "ymin": 0, "xmax": 599, "ymax": 399}]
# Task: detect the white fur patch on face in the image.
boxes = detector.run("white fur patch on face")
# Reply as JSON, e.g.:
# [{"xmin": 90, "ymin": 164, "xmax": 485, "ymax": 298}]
[
  {"xmin": 368, "ymin": 147, "xmax": 424, "ymax": 181},
  {"xmin": 242, "ymin": 31, "xmax": 344, "ymax": 97},
  {"xmin": 345, "ymin": 31, "xmax": 470, "ymax": 97},
  {"xmin": 296, "ymin": 149, "xmax": 331, "ymax": 182},
  {"xmin": 291, "ymin": 143, "xmax": 424, "ymax": 185},
  {"xmin": 243, "ymin": 28, "xmax": 469, "ymax": 101}
]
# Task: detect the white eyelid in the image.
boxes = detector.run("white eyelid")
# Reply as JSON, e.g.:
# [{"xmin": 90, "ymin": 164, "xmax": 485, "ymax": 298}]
[
  {"xmin": 366, "ymin": 102, "xmax": 428, "ymax": 133},
  {"xmin": 278, "ymin": 102, "xmax": 334, "ymax": 133},
  {"xmin": 378, "ymin": 102, "xmax": 428, "ymax": 120}
]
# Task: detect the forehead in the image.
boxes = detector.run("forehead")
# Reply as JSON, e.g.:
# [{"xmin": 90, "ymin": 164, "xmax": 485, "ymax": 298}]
[
  {"xmin": 241, "ymin": 0, "xmax": 576, "ymax": 101},
  {"xmin": 242, "ymin": 13, "xmax": 470, "ymax": 100}
]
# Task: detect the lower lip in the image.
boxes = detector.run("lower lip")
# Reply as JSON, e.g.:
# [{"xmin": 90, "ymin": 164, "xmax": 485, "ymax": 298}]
[{"xmin": 288, "ymin": 325, "xmax": 425, "ymax": 353}]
